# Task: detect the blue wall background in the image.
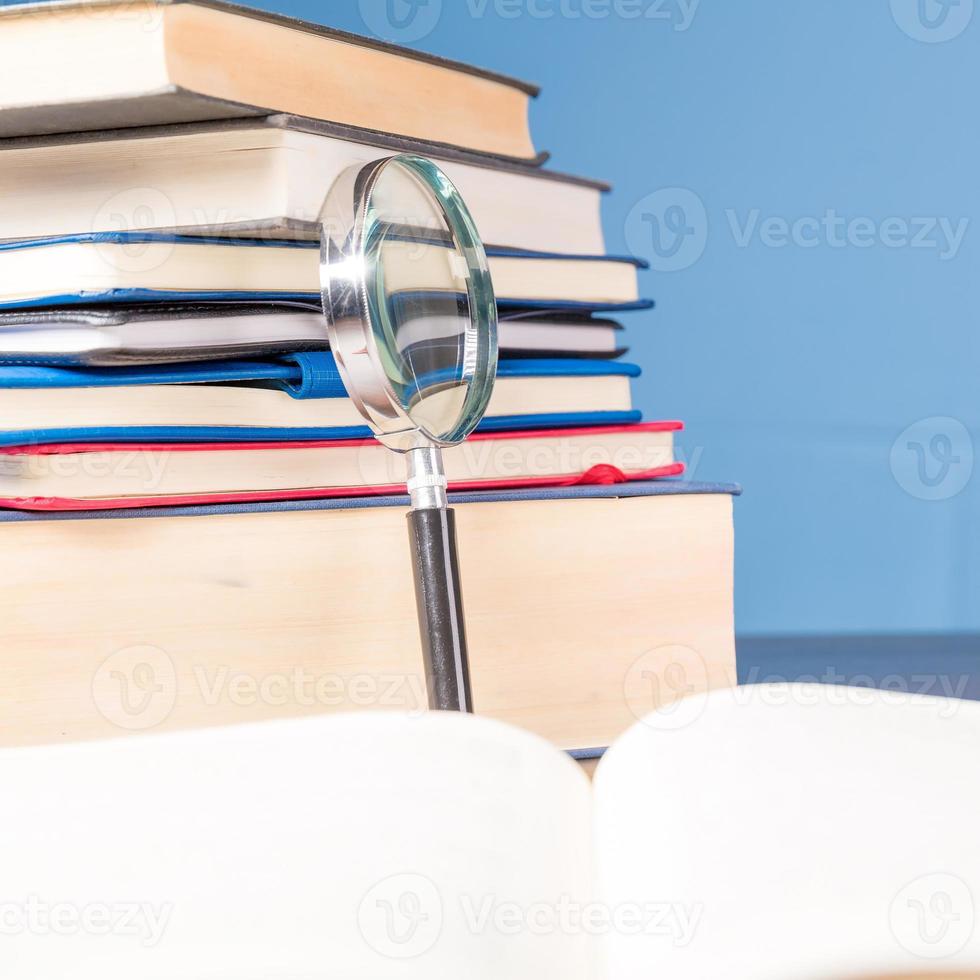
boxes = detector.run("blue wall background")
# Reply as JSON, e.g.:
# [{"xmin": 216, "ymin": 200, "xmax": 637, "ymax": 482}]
[{"xmin": 257, "ymin": 0, "xmax": 978, "ymax": 637}]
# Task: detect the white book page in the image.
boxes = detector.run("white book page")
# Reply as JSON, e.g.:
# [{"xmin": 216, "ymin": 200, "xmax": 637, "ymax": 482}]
[
  {"xmin": 592, "ymin": 685, "xmax": 980, "ymax": 980},
  {"xmin": 0, "ymin": 711, "xmax": 594, "ymax": 980}
]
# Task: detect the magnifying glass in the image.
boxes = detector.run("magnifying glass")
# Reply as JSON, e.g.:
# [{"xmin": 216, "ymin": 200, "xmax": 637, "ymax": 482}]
[{"xmin": 318, "ymin": 154, "xmax": 498, "ymax": 714}]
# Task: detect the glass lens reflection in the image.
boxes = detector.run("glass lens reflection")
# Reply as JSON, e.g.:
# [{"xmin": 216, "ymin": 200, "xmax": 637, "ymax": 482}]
[{"xmin": 361, "ymin": 157, "xmax": 496, "ymax": 445}]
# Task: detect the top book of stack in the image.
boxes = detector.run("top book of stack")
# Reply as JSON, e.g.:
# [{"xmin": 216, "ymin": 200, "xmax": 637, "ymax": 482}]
[{"xmin": 0, "ymin": 0, "xmax": 543, "ymax": 162}]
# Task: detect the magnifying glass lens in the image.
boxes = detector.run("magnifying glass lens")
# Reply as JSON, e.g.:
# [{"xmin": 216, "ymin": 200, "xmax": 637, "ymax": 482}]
[{"xmin": 360, "ymin": 157, "xmax": 497, "ymax": 446}]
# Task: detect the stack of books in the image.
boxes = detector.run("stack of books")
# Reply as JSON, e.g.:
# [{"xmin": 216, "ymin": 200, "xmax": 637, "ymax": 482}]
[{"xmin": 0, "ymin": 0, "xmax": 738, "ymax": 757}]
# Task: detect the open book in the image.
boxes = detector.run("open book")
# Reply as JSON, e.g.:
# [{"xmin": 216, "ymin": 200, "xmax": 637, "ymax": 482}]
[{"xmin": 2, "ymin": 684, "xmax": 978, "ymax": 979}]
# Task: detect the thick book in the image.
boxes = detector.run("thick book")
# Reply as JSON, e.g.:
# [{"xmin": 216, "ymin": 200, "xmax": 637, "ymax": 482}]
[
  {"xmin": 3, "ymin": 689, "xmax": 975, "ymax": 978},
  {"xmin": 0, "ymin": 117, "xmax": 608, "ymax": 254},
  {"xmin": 0, "ymin": 234, "xmax": 647, "ymax": 312},
  {"xmin": 0, "ymin": 422, "xmax": 683, "ymax": 510},
  {"xmin": 0, "ymin": 355, "xmax": 642, "ymax": 446},
  {"xmin": 0, "ymin": 481, "xmax": 738, "ymax": 752},
  {"xmin": 0, "ymin": 304, "xmax": 627, "ymax": 365},
  {"xmin": 0, "ymin": 0, "xmax": 542, "ymax": 161}
]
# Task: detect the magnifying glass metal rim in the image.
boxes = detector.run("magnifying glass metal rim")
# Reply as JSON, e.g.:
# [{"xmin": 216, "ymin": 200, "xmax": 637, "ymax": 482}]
[{"xmin": 318, "ymin": 153, "xmax": 499, "ymax": 454}]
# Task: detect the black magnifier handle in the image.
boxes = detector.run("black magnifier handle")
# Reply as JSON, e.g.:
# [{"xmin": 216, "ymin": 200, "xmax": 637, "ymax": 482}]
[{"xmin": 406, "ymin": 449, "xmax": 473, "ymax": 713}]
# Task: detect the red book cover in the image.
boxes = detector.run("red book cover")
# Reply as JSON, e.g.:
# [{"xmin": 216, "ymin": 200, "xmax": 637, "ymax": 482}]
[{"xmin": 0, "ymin": 422, "xmax": 685, "ymax": 512}]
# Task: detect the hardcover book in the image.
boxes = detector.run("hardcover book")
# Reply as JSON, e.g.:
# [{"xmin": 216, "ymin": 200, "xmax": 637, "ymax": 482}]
[
  {"xmin": 0, "ymin": 481, "xmax": 738, "ymax": 751},
  {"xmin": 0, "ymin": 422, "xmax": 682, "ymax": 510},
  {"xmin": 0, "ymin": 304, "xmax": 628, "ymax": 365},
  {"xmin": 0, "ymin": 355, "xmax": 642, "ymax": 445},
  {"xmin": 0, "ymin": 117, "xmax": 607, "ymax": 253},
  {"xmin": 0, "ymin": 0, "xmax": 542, "ymax": 161},
  {"xmin": 0, "ymin": 234, "xmax": 646, "ymax": 312}
]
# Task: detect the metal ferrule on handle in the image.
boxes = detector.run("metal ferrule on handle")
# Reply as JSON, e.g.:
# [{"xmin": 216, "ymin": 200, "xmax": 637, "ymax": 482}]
[{"xmin": 407, "ymin": 446, "xmax": 449, "ymax": 512}]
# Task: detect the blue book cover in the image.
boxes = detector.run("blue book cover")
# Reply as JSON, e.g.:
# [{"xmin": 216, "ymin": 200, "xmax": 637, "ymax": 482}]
[{"xmin": 0, "ymin": 353, "xmax": 643, "ymax": 446}]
